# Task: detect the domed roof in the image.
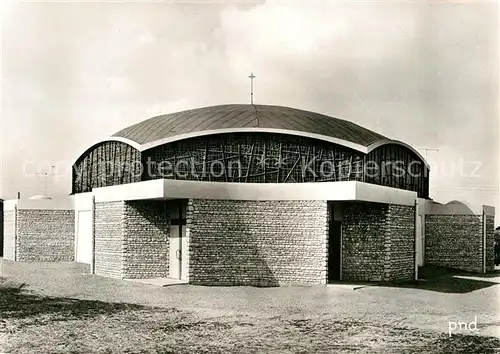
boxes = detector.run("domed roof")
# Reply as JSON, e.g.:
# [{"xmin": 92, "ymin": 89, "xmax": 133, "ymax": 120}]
[
  {"xmin": 29, "ymin": 195, "xmax": 53, "ymax": 200},
  {"xmin": 445, "ymin": 200, "xmax": 475, "ymax": 214},
  {"xmin": 113, "ymin": 104, "xmax": 388, "ymax": 148}
]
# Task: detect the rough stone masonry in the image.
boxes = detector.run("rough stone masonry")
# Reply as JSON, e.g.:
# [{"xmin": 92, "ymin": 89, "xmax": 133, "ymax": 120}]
[
  {"xmin": 92, "ymin": 199, "xmax": 417, "ymax": 285},
  {"xmin": 341, "ymin": 202, "xmax": 415, "ymax": 282},
  {"xmin": 2, "ymin": 209, "xmax": 75, "ymax": 262},
  {"xmin": 94, "ymin": 200, "xmax": 169, "ymax": 279},
  {"xmin": 187, "ymin": 199, "xmax": 329, "ymax": 286},
  {"xmin": 425, "ymin": 214, "xmax": 494, "ymax": 272}
]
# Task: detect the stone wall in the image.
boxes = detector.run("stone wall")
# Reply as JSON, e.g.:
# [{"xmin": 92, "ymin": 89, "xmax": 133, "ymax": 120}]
[
  {"xmin": 342, "ymin": 202, "xmax": 415, "ymax": 282},
  {"xmin": 425, "ymin": 214, "xmax": 483, "ymax": 272},
  {"xmin": 94, "ymin": 201, "xmax": 125, "ymax": 278},
  {"xmin": 187, "ymin": 199, "xmax": 328, "ymax": 286},
  {"xmin": 15, "ymin": 209, "xmax": 74, "ymax": 262},
  {"xmin": 485, "ymin": 215, "xmax": 495, "ymax": 272},
  {"xmin": 385, "ymin": 204, "xmax": 415, "ymax": 281},
  {"xmin": 94, "ymin": 200, "xmax": 171, "ymax": 279},
  {"xmin": 3, "ymin": 210, "xmax": 16, "ymax": 260},
  {"xmin": 342, "ymin": 203, "xmax": 387, "ymax": 281},
  {"xmin": 123, "ymin": 200, "xmax": 169, "ymax": 279}
]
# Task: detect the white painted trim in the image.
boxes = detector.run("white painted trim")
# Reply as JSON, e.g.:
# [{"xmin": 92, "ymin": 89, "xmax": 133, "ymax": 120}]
[
  {"xmin": 75, "ymin": 210, "xmax": 93, "ymax": 264},
  {"xmin": 416, "ymin": 198, "xmax": 426, "ymax": 267},
  {"xmin": 367, "ymin": 139, "xmax": 431, "ymax": 170},
  {"xmin": 93, "ymin": 179, "xmax": 165, "ymax": 203},
  {"xmin": 354, "ymin": 182, "xmax": 417, "ymax": 206},
  {"xmin": 73, "ymin": 193, "xmax": 93, "ymax": 264},
  {"xmin": 71, "ymin": 137, "xmax": 142, "ymax": 166},
  {"xmin": 91, "ymin": 195, "xmax": 96, "ymax": 274},
  {"xmin": 162, "ymin": 180, "xmax": 358, "ymax": 201},
  {"xmin": 74, "ymin": 192, "xmax": 95, "ymax": 211},
  {"xmin": 3, "ymin": 200, "xmax": 18, "ymax": 210},
  {"xmin": 15, "ymin": 197, "xmax": 74, "ymax": 210},
  {"xmin": 91, "ymin": 179, "xmax": 417, "ymax": 206},
  {"xmin": 74, "ymin": 211, "xmax": 79, "ymax": 262},
  {"xmin": 138, "ymin": 128, "xmax": 369, "ymax": 153},
  {"xmin": 3, "ymin": 197, "xmax": 74, "ymax": 210}
]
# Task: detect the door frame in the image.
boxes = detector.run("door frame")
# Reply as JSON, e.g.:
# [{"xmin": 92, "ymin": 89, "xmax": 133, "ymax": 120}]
[
  {"xmin": 328, "ymin": 220, "xmax": 342, "ymax": 283},
  {"xmin": 169, "ymin": 200, "xmax": 187, "ymax": 280}
]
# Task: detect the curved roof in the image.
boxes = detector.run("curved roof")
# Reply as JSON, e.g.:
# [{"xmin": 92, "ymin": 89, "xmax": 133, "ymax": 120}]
[
  {"xmin": 73, "ymin": 104, "xmax": 428, "ymax": 169},
  {"xmin": 113, "ymin": 104, "xmax": 388, "ymax": 147},
  {"xmin": 29, "ymin": 195, "xmax": 53, "ymax": 200}
]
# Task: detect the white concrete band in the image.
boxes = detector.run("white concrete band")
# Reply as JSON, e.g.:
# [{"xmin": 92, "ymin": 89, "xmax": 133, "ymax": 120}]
[
  {"xmin": 91, "ymin": 179, "xmax": 418, "ymax": 206},
  {"xmin": 3, "ymin": 198, "xmax": 74, "ymax": 210}
]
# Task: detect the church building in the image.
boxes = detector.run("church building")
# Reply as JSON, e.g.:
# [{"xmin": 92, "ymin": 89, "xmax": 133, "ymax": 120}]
[{"xmin": 2, "ymin": 104, "xmax": 496, "ymax": 285}]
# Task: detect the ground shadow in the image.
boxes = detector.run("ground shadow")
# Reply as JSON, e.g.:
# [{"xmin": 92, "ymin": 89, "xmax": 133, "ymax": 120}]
[
  {"xmin": 452, "ymin": 269, "xmax": 500, "ymax": 279},
  {"xmin": 331, "ymin": 266, "xmax": 500, "ymax": 294},
  {"xmin": 386, "ymin": 266, "xmax": 499, "ymax": 294},
  {"xmin": 0, "ymin": 282, "xmax": 145, "ymax": 320}
]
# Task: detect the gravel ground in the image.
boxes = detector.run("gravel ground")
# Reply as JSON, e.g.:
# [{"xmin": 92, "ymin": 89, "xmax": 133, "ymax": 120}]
[{"xmin": 1, "ymin": 260, "xmax": 500, "ymax": 353}]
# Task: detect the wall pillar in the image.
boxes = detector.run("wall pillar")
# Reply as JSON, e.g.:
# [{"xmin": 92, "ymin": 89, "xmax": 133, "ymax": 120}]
[
  {"xmin": 122, "ymin": 200, "xmax": 169, "ymax": 279},
  {"xmin": 342, "ymin": 202, "xmax": 415, "ymax": 282},
  {"xmin": 94, "ymin": 201, "xmax": 125, "ymax": 278}
]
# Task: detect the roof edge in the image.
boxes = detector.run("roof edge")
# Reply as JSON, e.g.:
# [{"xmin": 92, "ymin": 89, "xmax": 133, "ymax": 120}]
[
  {"xmin": 137, "ymin": 128, "xmax": 370, "ymax": 153},
  {"xmin": 71, "ymin": 137, "xmax": 142, "ymax": 167},
  {"xmin": 73, "ymin": 131, "xmax": 429, "ymax": 171},
  {"xmin": 367, "ymin": 140, "xmax": 431, "ymax": 170}
]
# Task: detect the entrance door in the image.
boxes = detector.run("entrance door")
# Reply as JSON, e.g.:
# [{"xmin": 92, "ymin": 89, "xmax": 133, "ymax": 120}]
[
  {"xmin": 328, "ymin": 220, "xmax": 342, "ymax": 282},
  {"xmin": 169, "ymin": 201, "xmax": 187, "ymax": 280}
]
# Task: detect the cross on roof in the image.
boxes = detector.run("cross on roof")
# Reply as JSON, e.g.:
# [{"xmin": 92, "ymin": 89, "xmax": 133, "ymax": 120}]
[{"xmin": 248, "ymin": 72, "xmax": 256, "ymax": 104}]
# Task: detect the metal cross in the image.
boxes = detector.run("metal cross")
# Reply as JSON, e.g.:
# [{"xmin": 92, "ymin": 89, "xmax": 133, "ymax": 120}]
[
  {"xmin": 34, "ymin": 165, "xmax": 56, "ymax": 195},
  {"xmin": 248, "ymin": 72, "xmax": 256, "ymax": 105},
  {"xmin": 419, "ymin": 148, "xmax": 439, "ymax": 159}
]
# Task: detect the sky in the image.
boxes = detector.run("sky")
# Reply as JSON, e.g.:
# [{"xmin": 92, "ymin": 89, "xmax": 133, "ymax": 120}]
[{"xmin": 0, "ymin": 0, "xmax": 498, "ymax": 222}]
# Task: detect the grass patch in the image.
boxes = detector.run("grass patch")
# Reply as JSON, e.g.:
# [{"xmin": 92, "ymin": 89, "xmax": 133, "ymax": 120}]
[
  {"xmin": 1, "ymin": 283, "xmax": 499, "ymax": 353},
  {"xmin": 0, "ymin": 284, "xmax": 144, "ymax": 323}
]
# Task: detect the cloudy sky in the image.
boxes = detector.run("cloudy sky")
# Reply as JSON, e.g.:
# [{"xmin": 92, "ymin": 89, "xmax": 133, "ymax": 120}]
[{"xmin": 0, "ymin": 0, "xmax": 498, "ymax": 220}]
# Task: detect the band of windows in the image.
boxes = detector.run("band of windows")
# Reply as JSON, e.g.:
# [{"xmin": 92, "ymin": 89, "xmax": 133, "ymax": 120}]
[{"xmin": 72, "ymin": 133, "xmax": 429, "ymax": 198}]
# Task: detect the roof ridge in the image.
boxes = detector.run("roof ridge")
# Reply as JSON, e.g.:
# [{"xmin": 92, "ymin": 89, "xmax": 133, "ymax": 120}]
[
  {"xmin": 112, "ymin": 104, "xmax": 389, "ymax": 147},
  {"xmin": 253, "ymin": 104, "xmax": 259, "ymax": 127}
]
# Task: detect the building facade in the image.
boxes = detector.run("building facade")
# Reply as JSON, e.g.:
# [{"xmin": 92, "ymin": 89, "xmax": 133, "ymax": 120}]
[{"xmin": 2, "ymin": 105, "xmax": 496, "ymax": 285}]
